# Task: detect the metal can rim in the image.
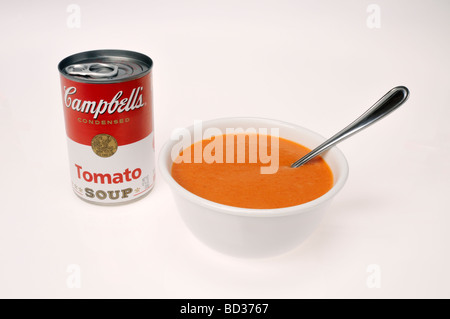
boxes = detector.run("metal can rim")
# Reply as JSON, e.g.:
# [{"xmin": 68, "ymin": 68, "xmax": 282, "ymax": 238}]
[{"xmin": 58, "ymin": 49, "xmax": 153, "ymax": 84}]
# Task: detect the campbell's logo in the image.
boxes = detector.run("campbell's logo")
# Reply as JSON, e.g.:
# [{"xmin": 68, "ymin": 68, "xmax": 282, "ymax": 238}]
[{"xmin": 64, "ymin": 86, "xmax": 145, "ymax": 119}]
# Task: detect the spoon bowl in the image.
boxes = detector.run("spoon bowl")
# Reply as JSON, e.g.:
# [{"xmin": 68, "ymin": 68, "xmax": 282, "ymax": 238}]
[{"xmin": 159, "ymin": 117, "xmax": 349, "ymax": 258}]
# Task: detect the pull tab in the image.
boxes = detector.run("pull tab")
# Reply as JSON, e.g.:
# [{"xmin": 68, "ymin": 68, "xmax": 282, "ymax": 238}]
[{"xmin": 65, "ymin": 63, "xmax": 119, "ymax": 78}]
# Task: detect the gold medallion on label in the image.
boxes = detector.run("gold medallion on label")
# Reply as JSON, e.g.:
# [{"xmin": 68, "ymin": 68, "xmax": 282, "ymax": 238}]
[{"xmin": 91, "ymin": 134, "xmax": 118, "ymax": 157}]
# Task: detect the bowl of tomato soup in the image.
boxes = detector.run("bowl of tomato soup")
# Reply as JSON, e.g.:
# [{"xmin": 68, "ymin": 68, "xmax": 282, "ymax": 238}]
[{"xmin": 159, "ymin": 118, "xmax": 348, "ymax": 258}]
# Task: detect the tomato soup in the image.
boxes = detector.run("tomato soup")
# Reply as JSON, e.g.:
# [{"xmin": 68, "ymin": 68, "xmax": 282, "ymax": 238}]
[{"xmin": 171, "ymin": 134, "xmax": 333, "ymax": 209}]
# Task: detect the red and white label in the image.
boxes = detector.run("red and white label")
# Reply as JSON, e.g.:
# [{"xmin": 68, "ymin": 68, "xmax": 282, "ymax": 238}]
[
  {"xmin": 61, "ymin": 74, "xmax": 153, "ymax": 146},
  {"xmin": 60, "ymin": 73, "xmax": 155, "ymax": 203}
]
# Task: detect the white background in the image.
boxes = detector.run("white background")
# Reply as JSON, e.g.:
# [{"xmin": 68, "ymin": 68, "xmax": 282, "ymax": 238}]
[{"xmin": 1, "ymin": 0, "xmax": 449, "ymax": 298}]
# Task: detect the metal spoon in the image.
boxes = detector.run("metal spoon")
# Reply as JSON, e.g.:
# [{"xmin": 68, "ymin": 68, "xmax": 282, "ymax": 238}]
[{"xmin": 291, "ymin": 86, "xmax": 410, "ymax": 168}]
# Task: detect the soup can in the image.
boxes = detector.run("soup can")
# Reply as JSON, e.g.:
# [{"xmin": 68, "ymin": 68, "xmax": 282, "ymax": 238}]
[{"xmin": 58, "ymin": 49, "xmax": 155, "ymax": 205}]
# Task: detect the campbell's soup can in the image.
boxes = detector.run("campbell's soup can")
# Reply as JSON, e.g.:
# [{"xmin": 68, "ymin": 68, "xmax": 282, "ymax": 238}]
[{"xmin": 58, "ymin": 49, "xmax": 155, "ymax": 204}]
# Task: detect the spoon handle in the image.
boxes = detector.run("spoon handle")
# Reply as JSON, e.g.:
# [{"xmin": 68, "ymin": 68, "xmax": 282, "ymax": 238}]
[{"xmin": 291, "ymin": 86, "xmax": 410, "ymax": 168}]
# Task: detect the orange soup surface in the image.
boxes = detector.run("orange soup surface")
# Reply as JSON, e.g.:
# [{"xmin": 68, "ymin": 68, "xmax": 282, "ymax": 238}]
[{"xmin": 171, "ymin": 134, "xmax": 333, "ymax": 209}]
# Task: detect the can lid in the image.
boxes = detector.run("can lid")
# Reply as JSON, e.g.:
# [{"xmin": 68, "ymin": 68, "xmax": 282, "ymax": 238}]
[
  {"xmin": 65, "ymin": 63, "xmax": 119, "ymax": 78},
  {"xmin": 58, "ymin": 49, "xmax": 152, "ymax": 83}
]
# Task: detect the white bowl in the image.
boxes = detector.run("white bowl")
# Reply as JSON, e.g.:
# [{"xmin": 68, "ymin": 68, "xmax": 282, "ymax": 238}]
[{"xmin": 159, "ymin": 117, "xmax": 349, "ymax": 258}]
